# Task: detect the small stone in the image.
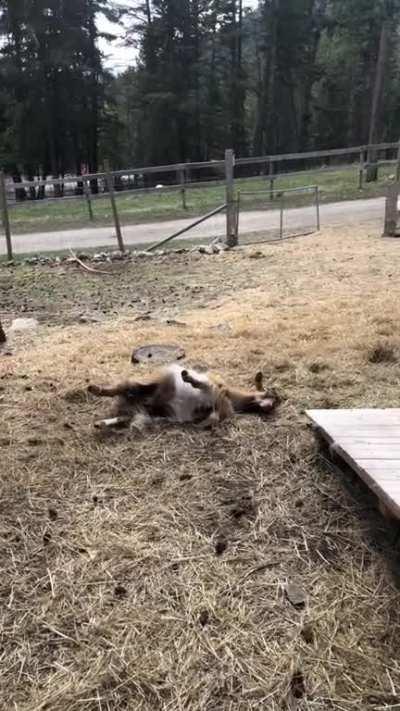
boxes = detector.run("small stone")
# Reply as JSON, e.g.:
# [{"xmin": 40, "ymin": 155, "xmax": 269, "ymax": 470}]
[
  {"xmin": 212, "ymin": 243, "xmax": 225, "ymax": 254},
  {"xmin": 110, "ymin": 250, "xmax": 125, "ymax": 261},
  {"xmin": 285, "ymin": 583, "xmax": 307, "ymax": 608},
  {"xmin": 92, "ymin": 252, "xmax": 107, "ymax": 262},
  {"xmin": 198, "ymin": 245, "xmax": 214, "ymax": 255},
  {"xmin": 10, "ymin": 318, "xmax": 39, "ymax": 333}
]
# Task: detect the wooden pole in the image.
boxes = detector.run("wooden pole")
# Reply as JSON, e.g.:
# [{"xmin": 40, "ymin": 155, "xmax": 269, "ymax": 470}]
[
  {"xmin": 146, "ymin": 202, "xmax": 227, "ymax": 252},
  {"xmin": 383, "ymin": 183, "xmax": 399, "ymax": 237},
  {"xmin": 268, "ymin": 160, "xmax": 275, "ymax": 200},
  {"xmin": 105, "ymin": 163, "xmax": 124, "ymax": 252},
  {"xmin": 83, "ymin": 178, "xmax": 94, "ymax": 221},
  {"xmin": 315, "ymin": 186, "xmax": 321, "ymax": 231},
  {"xmin": 235, "ymin": 195, "xmax": 240, "ymax": 243},
  {"xmin": 279, "ymin": 196, "xmax": 284, "ymax": 239},
  {"xmin": 0, "ymin": 171, "xmax": 12, "ymax": 260},
  {"xmin": 367, "ymin": 19, "xmax": 388, "ymax": 182},
  {"xmin": 396, "ymin": 140, "xmax": 400, "ymax": 183},
  {"xmin": 359, "ymin": 149, "xmax": 364, "ymax": 190},
  {"xmin": 225, "ymin": 148, "xmax": 237, "ymax": 247}
]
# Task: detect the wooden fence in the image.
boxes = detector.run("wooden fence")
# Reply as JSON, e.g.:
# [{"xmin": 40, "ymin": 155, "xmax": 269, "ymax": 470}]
[{"xmin": 1, "ymin": 141, "xmax": 399, "ymax": 258}]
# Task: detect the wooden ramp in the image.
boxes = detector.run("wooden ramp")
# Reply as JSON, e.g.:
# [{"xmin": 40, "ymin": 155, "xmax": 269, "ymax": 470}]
[{"xmin": 307, "ymin": 409, "xmax": 400, "ymax": 520}]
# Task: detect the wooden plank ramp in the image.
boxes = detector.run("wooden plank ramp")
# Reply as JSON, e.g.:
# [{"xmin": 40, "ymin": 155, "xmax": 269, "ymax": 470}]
[{"xmin": 306, "ymin": 409, "xmax": 400, "ymax": 520}]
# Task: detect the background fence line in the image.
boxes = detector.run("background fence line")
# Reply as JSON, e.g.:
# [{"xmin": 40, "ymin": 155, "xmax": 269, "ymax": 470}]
[
  {"xmin": 4, "ymin": 141, "xmax": 400, "ymax": 200},
  {"xmin": 2, "ymin": 141, "xmax": 400, "ymax": 258}
]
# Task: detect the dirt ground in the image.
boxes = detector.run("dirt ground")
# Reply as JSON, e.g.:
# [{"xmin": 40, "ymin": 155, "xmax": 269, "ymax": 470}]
[{"xmin": 2, "ymin": 226, "xmax": 400, "ymax": 710}]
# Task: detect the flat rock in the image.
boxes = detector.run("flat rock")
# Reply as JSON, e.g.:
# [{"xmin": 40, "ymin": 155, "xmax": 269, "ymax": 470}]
[
  {"xmin": 131, "ymin": 343, "xmax": 185, "ymax": 364},
  {"xmin": 285, "ymin": 583, "xmax": 307, "ymax": 608},
  {"xmin": 10, "ymin": 318, "xmax": 39, "ymax": 333}
]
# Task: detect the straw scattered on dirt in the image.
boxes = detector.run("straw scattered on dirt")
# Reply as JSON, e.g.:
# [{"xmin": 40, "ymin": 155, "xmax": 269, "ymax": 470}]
[{"xmin": 2, "ymin": 226, "xmax": 400, "ymax": 710}]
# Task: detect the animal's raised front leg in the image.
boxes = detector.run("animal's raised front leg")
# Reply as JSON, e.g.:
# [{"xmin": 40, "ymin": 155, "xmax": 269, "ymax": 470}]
[
  {"xmin": 181, "ymin": 370, "xmax": 211, "ymax": 393},
  {"xmin": 255, "ymin": 371, "xmax": 264, "ymax": 392}
]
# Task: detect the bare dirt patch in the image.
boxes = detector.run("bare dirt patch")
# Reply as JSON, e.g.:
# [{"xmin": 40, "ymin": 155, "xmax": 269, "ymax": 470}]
[{"xmin": 2, "ymin": 226, "xmax": 400, "ymax": 710}]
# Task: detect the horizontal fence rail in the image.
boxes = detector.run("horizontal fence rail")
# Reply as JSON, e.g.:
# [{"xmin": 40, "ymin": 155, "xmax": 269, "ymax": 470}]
[{"xmin": 4, "ymin": 141, "xmax": 400, "ymax": 200}]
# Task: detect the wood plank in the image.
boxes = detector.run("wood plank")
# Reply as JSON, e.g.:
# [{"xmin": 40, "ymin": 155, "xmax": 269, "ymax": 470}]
[
  {"xmin": 307, "ymin": 408, "xmax": 400, "ymax": 520},
  {"xmin": 307, "ymin": 409, "xmax": 400, "ymax": 426}
]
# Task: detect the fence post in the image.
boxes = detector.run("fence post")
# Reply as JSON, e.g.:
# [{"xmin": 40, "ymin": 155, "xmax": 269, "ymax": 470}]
[
  {"xmin": 359, "ymin": 149, "xmax": 365, "ymax": 189},
  {"xmin": 268, "ymin": 160, "xmax": 275, "ymax": 200},
  {"xmin": 225, "ymin": 148, "xmax": 237, "ymax": 247},
  {"xmin": 83, "ymin": 178, "xmax": 94, "ymax": 221},
  {"xmin": 396, "ymin": 140, "xmax": 400, "ymax": 182},
  {"xmin": 179, "ymin": 168, "xmax": 187, "ymax": 210},
  {"xmin": 105, "ymin": 163, "xmax": 125, "ymax": 252},
  {"xmin": 0, "ymin": 171, "xmax": 13, "ymax": 260},
  {"xmin": 279, "ymin": 195, "xmax": 284, "ymax": 239},
  {"xmin": 315, "ymin": 186, "xmax": 321, "ymax": 231},
  {"xmin": 383, "ymin": 183, "xmax": 399, "ymax": 237}
]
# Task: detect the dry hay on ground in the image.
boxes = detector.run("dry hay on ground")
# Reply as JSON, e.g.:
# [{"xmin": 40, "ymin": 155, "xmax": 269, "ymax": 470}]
[{"xmin": 2, "ymin": 226, "xmax": 400, "ymax": 710}]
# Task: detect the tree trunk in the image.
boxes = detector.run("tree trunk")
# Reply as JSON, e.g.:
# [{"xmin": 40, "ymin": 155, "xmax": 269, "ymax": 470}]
[
  {"xmin": 254, "ymin": 0, "xmax": 278, "ymax": 155},
  {"xmin": 366, "ymin": 19, "xmax": 389, "ymax": 182},
  {"xmin": 299, "ymin": 0, "xmax": 328, "ymax": 150}
]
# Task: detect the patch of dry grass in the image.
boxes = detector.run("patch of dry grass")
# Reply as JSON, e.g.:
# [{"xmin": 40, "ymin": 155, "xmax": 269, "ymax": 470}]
[{"xmin": 2, "ymin": 226, "xmax": 400, "ymax": 709}]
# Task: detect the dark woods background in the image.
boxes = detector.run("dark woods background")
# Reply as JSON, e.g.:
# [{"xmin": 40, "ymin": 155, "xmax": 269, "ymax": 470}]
[{"xmin": 1, "ymin": 0, "xmax": 400, "ymax": 183}]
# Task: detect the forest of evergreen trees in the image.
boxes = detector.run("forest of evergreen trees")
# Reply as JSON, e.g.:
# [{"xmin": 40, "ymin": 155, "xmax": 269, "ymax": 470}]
[{"xmin": 1, "ymin": 0, "xmax": 400, "ymax": 183}]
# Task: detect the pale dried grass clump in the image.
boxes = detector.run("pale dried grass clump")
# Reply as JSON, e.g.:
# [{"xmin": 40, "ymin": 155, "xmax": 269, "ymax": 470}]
[{"xmin": 2, "ymin": 226, "xmax": 400, "ymax": 709}]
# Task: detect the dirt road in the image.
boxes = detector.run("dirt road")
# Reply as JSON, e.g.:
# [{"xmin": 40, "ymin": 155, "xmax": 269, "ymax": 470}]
[{"xmin": 2, "ymin": 196, "xmax": 386, "ymax": 255}]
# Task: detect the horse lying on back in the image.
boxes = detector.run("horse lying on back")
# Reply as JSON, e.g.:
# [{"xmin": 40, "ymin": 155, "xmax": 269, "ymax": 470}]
[{"xmin": 88, "ymin": 364, "xmax": 279, "ymax": 431}]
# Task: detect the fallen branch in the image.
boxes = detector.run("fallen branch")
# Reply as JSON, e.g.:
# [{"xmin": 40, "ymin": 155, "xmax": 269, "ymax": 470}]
[{"xmin": 69, "ymin": 249, "xmax": 111, "ymax": 276}]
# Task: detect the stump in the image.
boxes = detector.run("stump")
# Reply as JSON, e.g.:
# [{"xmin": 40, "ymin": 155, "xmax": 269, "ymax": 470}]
[{"xmin": 131, "ymin": 343, "xmax": 185, "ymax": 365}]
